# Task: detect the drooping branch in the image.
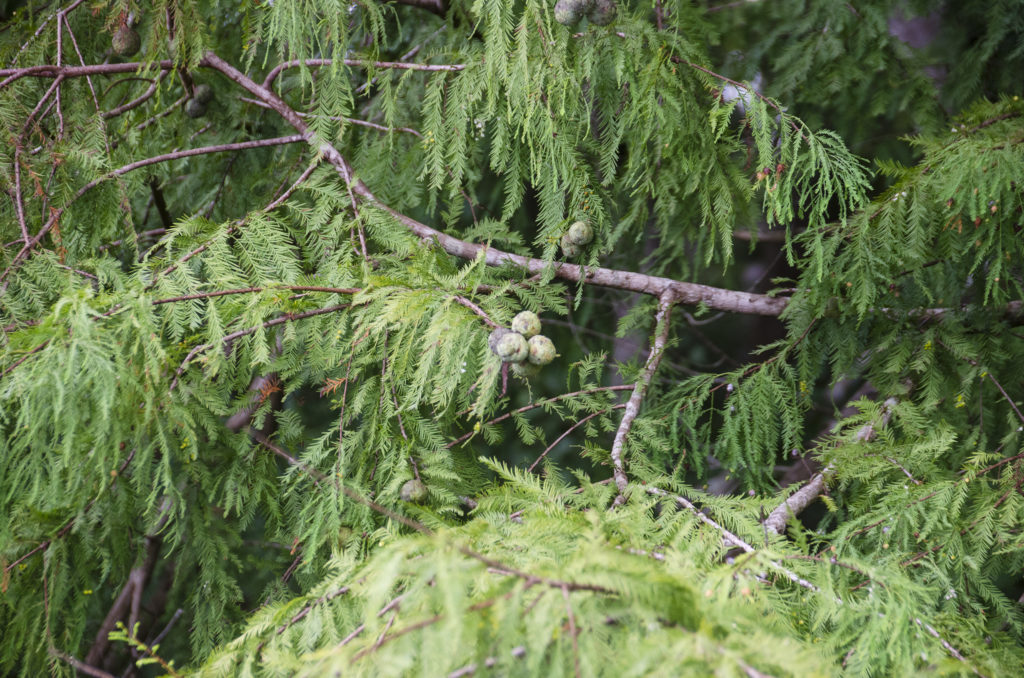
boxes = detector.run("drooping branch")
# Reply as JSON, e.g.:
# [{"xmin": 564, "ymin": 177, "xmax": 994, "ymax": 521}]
[
  {"xmin": 644, "ymin": 485, "xmax": 827, "ymax": 595},
  {"xmin": 0, "ymin": 135, "xmax": 304, "ymax": 288},
  {"xmin": 169, "ymin": 302, "xmax": 354, "ymax": 390},
  {"xmin": 201, "ymin": 51, "xmax": 790, "ymax": 317},
  {"xmin": 610, "ymin": 292, "xmax": 675, "ymax": 505},
  {"xmin": 262, "ymin": 57, "xmax": 465, "ymax": 89}
]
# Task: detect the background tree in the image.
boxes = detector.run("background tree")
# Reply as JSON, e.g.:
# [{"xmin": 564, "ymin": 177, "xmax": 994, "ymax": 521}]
[{"xmin": 1, "ymin": 1, "xmax": 1023, "ymax": 676}]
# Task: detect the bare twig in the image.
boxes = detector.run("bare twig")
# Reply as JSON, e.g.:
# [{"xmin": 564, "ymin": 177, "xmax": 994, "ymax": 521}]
[
  {"xmin": 0, "ymin": 135, "xmax": 304, "ymax": 288},
  {"xmin": 610, "ymin": 292, "xmax": 675, "ymax": 505},
  {"xmin": 170, "ymin": 303, "xmax": 353, "ymax": 390},
  {"xmin": 49, "ymin": 650, "xmax": 116, "ymax": 678},
  {"xmin": 447, "ymin": 385, "xmax": 634, "ymax": 449},
  {"xmin": 528, "ymin": 405, "xmax": 625, "ymax": 473},
  {"xmin": 452, "ymin": 295, "xmax": 498, "ymax": 327},
  {"xmin": 645, "ymin": 485, "xmax": 827, "ymax": 596},
  {"xmin": 763, "ymin": 398, "xmax": 898, "ymax": 535},
  {"xmin": 102, "ymin": 71, "xmax": 169, "ymax": 119},
  {"xmin": 262, "ymin": 57, "xmax": 465, "ymax": 89},
  {"xmin": 85, "ymin": 536, "xmax": 161, "ymax": 666},
  {"xmin": 9, "ymin": 147, "xmax": 29, "ymax": 243},
  {"xmin": 1, "ymin": 60, "xmax": 176, "ymax": 89}
]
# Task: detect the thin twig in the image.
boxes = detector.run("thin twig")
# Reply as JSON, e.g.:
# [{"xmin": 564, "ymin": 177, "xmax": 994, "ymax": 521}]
[
  {"xmin": 170, "ymin": 303, "xmax": 352, "ymax": 390},
  {"xmin": 610, "ymin": 292, "xmax": 675, "ymax": 505},
  {"xmin": 103, "ymin": 71, "xmax": 169, "ymax": 119},
  {"xmin": 49, "ymin": 651, "xmax": 116, "ymax": 678},
  {"xmin": 645, "ymin": 485, "xmax": 828, "ymax": 597},
  {"xmin": 528, "ymin": 406, "xmax": 624, "ymax": 473},
  {"xmin": 262, "ymin": 57, "xmax": 465, "ymax": 89},
  {"xmin": 447, "ymin": 385, "xmax": 634, "ymax": 449},
  {"xmin": 0, "ymin": 135, "xmax": 304, "ymax": 288},
  {"xmin": 452, "ymin": 295, "xmax": 498, "ymax": 327}
]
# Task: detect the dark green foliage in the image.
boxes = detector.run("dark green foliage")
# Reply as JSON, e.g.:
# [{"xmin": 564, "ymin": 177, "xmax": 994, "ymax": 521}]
[{"xmin": 0, "ymin": 1, "xmax": 1022, "ymax": 676}]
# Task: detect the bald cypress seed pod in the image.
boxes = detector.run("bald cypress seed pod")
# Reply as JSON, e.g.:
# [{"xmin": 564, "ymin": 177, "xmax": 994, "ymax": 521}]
[
  {"xmin": 489, "ymin": 327, "xmax": 511, "ymax": 354},
  {"xmin": 112, "ymin": 25, "xmax": 141, "ymax": 57},
  {"xmin": 527, "ymin": 335, "xmax": 557, "ymax": 366},
  {"xmin": 561, "ymin": 233, "xmax": 581, "ymax": 258},
  {"xmin": 400, "ymin": 479, "xmax": 427, "ymax": 502},
  {"xmin": 184, "ymin": 98, "xmax": 208, "ymax": 118},
  {"xmin": 588, "ymin": 0, "xmax": 617, "ymax": 26},
  {"xmin": 566, "ymin": 220, "xmax": 594, "ymax": 246},
  {"xmin": 511, "ymin": 311, "xmax": 541, "ymax": 338},
  {"xmin": 193, "ymin": 84, "xmax": 214, "ymax": 105},
  {"xmin": 554, "ymin": 0, "xmax": 589, "ymax": 26},
  {"xmin": 495, "ymin": 331, "xmax": 529, "ymax": 362}
]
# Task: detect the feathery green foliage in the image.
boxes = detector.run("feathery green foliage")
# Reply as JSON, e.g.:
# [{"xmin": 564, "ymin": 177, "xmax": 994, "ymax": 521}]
[{"xmin": 1, "ymin": 1, "xmax": 1023, "ymax": 676}]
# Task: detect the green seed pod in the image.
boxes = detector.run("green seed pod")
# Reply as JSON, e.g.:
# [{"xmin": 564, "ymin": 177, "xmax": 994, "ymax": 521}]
[
  {"xmin": 561, "ymin": 233, "xmax": 581, "ymax": 258},
  {"xmin": 588, "ymin": 0, "xmax": 617, "ymax": 26},
  {"xmin": 400, "ymin": 479, "xmax": 428, "ymax": 502},
  {"xmin": 566, "ymin": 220, "xmax": 594, "ymax": 246},
  {"xmin": 495, "ymin": 331, "xmax": 529, "ymax": 362},
  {"xmin": 527, "ymin": 335, "xmax": 557, "ymax": 366},
  {"xmin": 112, "ymin": 25, "xmax": 141, "ymax": 57},
  {"xmin": 184, "ymin": 98, "xmax": 207, "ymax": 118},
  {"xmin": 488, "ymin": 327, "xmax": 511, "ymax": 354},
  {"xmin": 511, "ymin": 310, "xmax": 541, "ymax": 338},
  {"xmin": 512, "ymin": 361, "xmax": 541, "ymax": 379},
  {"xmin": 193, "ymin": 84, "xmax": 214, "ymax": 105},
  {"xmin": 554, "ymin": 0, "xmax": 588, "ymax": 26}
]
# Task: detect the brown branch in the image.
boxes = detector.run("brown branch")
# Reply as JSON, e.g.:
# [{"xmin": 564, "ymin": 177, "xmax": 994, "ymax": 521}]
[
  {"xmin": 49, "ymin": 650, "xmax": 116, "ymax": 678},
  {"xmin": 103, "ymin": 71, "xmax": 169, "ymax": 119},
  {"xmin": 262, "ymin": 57, "xmax": 465, "ymax": 89},
  {"xmin": 528, "ymin": 405, "xmax": 625, "ymax": 473},
  {"xmin": 200, "ymin": 51, "xmax": 789, "ymax": 317},
  {"xmin": 85, "ymin": 535, "xmax": 161, "ymax": 666},
  {"xmin": 0, "ymin": 60, "xmax": 176, "ymax": 89},
  {"xmin": 148, "ymin": 178, "xmax": 172, "ymax": 229},
  {"xmin": 169, "ymin": 302, "xmax": 352, "ymax": 390},
  {"xmin": 763, "ymin": 397, "xmax": 898, "ymax": 536},
  {"xmin": 59, "ymin": 12, "xmax": 100, "ymax": 116},
  {"xmin": 610, "ymin": 292, "xmax": 675, "ymax": 505},
  {"xmin": 239, "ymin": 96, "xmax": 422, "ymax": 136},
  {"xmin": 255, "ymin": 586, "xmax": 352, "ymax": 653},
  {"xmin": 447, "ymin": 385, "xmax": 634, "ymax": 449},
  {"xmin": 0, "ymin": 135, "xmax": 304, "ymax": 288},
  {"xmin": 6, "ymin": 0, "xmax": 86, "ymax": 69},
  {"xmin": 9, "ymin": 147, "xmax": 29, "ymax": 243},
  {"xmin": 452, "ymin": 295, "xmax": 498, "ymax": 328}
]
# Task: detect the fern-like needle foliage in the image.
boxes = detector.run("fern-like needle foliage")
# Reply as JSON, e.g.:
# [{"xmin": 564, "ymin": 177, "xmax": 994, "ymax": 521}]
[{"xmin": 1, "ymin": 1, "xmax": 1022, "ymax": 676}]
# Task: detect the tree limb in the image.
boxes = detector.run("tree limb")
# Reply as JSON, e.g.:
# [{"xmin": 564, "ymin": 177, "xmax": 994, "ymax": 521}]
[
  {"xmin": 201, "ymin": 51, "xmax": 790, "ymax": 317},
  {"xmin": 763, "ymin": 397, "xmax": 898, "ymax": 535},
  {"xmin": 610, "ymin": 292, "xmax": 675, "ymax": 505}
]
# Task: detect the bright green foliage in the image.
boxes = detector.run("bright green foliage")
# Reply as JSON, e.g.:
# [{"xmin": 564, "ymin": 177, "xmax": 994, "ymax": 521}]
[{"xmin": 1, "ymin": 1, "xmax": 1023, "ymax": 676}]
